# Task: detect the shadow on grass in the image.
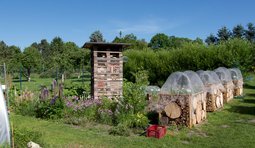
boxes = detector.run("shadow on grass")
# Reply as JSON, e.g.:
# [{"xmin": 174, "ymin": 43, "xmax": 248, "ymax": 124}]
[
  {"xmin": 243, "ymin": 99, "xmax": 255, "ymax": 104},
  {"xmin": 246, "ymin": 93, "xmax": 255, "ymax": 97},
  {"xmin": 228, "ymin": 105, "xmax": 255, "ymax": 115},
  {"xmin": 244, "ymin": 84, "xmax": 255, "ymax": 89},
  {"xmin": 71, "ymin": 79, "xmax": 90, "ymax": 82},
  {"xmin": 12, "ymin": 79, "xmax": 36, "ymax": 82}
]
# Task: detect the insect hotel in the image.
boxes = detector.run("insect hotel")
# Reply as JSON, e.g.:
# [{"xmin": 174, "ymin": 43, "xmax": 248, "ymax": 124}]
[
  {"xmin": 229, "ymin": 68, "xmax": 243, "ymax": 96},
  {"xmin": 83, "ymin": 42, "xmax": 129, "ymax": 99},
  {"xmin": 157, "ymin": 71, "xmax": 206, "ymax": 127},
  {"xmin": 197, "ymin": 70, "xmax": 225, "ymax": 112},
  {"xmin": 214, "ymin": 67, "xmax": 234, "ymax": 103}
]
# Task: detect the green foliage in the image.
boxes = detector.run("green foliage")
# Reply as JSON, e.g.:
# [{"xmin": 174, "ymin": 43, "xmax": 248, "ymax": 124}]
[
  {"xmin": 35, "ymin": 97, "xmax": 65, "ymax": 119},
  {"xmin": 217, "ymin": 26, "xmax": 232, "ymax": 42},
  {"xmin": 108, "ymin": 124, "xmax": 131, "ymax": 136},
  {"xmin": 206, "ymin": 22, "xmax": 255, "ymax": 44},
  {"xmin": 13, "ymin": 127, "xmax": 45, "ymax": 148},
  {"xmin": 64, "ymin": 104, "xmax": 98, "ymax": 125},
  {"xmin": 124, "ymin": 38, "xmax": 254, "ymax": 85},
  {"xmin": 112, "ymin": 33, "xmax": 148, "ymax": 50},
  {"xmin": 117, "ymin": 112, "xmax": 148, "ymax": 128},
  {"xmin": 232, "ymin": 24, "xmax": 245, "ymax": 39},
  {"xmin": 245, "ymin": 23, "xmax": 255, "ymax": 42},
  {"xmin": 64, "ymin": 82, "xmax": 90, "ymax": 99},
  {"xmin": 0, "ymin": 41, "xmax": 21, "ymax": 73},
  {"xmin": 14, "ymin": 100, "xmax": 36, "ymax": 117},
  {"xmin": 89, "ymin": 30, "xmax": 105, "ymax": 42},
  {"xmin": 96, "ymin": 98, "xmax": 117, "ymax": 124},
  {"xmin": 21, "ymin": 46, "xmax": 42, "ymax": 81},
  {"xmin": 149, "ymin": 33, "xmax": 170, "ymax": 49},
  {"xmin": 205, "ymin": 34, "xmax": 218, "ymax": 45},
  {"xmin": 122, "ymin": 81, "xmax": 147, "ymax": 114}
]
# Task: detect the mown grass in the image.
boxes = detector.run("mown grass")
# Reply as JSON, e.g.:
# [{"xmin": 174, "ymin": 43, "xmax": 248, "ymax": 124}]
[
  {"xmin": 11, "ymin": 74, "xmax": 90, "ymax": 92},
  {"xmin": 10, "ymin": 75, "xmax": 255, "ymax": 147}
]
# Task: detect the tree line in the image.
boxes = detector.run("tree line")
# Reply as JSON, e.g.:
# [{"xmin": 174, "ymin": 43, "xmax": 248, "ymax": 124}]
[
  {"xmin": 0, "ymin": 22, "xmax": 254, "ymax": 81},
  {"xmin": 205, "ymin": 23, "xmax": 255, "ymax": 45},
  {"xmin": 0, "ymin": 38, "xmax": 90, "ymax": 81}
]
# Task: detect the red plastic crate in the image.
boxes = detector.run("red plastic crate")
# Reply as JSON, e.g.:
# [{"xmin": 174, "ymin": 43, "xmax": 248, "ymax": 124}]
[{"xmin": 146, "ymin": 125, "xmax": 167, "ymax": 139}]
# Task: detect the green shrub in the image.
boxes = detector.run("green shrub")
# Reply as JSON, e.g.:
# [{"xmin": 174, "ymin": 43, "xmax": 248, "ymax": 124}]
[
  {"xmin": 14, "ymin": 100, "xmax": 36, "ymax": 117},
  {"xmin": 13, "ymin": 127, "xmax": 45, "ymax": 148},
  {"xmin": 124, "ymin": 39, "xmax": 254, "ymax": 85},
  {"xmin": 117, "ymin": 112, "xmax": 148, "ymax": 128},
  {"xmin": 108, "ymin": 124, "xmax": 131, "ymax": 136},
  {"xmin": 64, "ymin": 82, "xmax": 90, "ymax": 99},
  {"xmin": 35, "ymin": 97, "xmax": 65, "ymax": 119}
]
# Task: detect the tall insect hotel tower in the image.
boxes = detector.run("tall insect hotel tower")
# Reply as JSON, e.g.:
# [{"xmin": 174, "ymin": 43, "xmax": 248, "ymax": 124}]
[{"xmin": 83, "ymin": 42, "xmax": 129, "ymax": 99}]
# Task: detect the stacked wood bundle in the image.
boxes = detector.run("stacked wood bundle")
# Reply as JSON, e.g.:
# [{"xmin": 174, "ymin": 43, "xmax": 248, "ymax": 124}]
[
  {"xmin": 214, "ymin": 67, "xmax": 234, "ymax": 103},
  {"xmin": 229, "ymin": 68, "xmax": 243, "ymax": 96},
  {"xmin": 154, "ymin": 71, "xmax": 207, "ymax": 128},
  {"xmin": 157, "ymin": 92, "xmax": 206, "ymax": 127},
  {"xmin": 197, "ymin": 71, "xmax": 225, "ymax": 112}
]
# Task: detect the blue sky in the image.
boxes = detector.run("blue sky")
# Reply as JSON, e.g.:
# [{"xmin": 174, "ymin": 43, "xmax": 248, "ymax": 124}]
[{"xmin": 0, "ymin": 0, "xmax": 255, "ymax": 49}]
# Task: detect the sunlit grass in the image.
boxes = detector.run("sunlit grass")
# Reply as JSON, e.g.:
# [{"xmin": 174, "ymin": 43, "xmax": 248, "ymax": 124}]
[{"xmin": 10, "ymin": 74, "xmax": 255, "ymax": 147}]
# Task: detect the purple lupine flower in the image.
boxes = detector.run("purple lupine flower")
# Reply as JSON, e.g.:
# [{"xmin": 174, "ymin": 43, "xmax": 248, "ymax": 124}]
[{"xmin": 50, "ymin": 96, "xmax": 58, "ymax": 105}]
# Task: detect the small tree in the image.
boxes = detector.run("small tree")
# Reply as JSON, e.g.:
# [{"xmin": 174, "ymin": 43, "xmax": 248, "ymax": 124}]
[
  {"xmin": 232, "ymin": 24, "xmax": 245, "ymax": 39},
  {"xmin": 149, "ymin": 33, "xmax": 170, "ymax": 49},
  {"xmin": 245, "ymin": 23, "xmax": 255, "ymax": 42},
  {"xmin": 205, "ymin": 34, "xmax": 218, "ymax": 45},
  {"xmin": 89, "ymin": 30, "xmax": 105, "ymax": 42},
  {"xmin": 21, "ymin": 46, "xmax": 41, "ymax": 81},
  {"xmin": 217, "ymin": 26, "xmax": 232, "ymax": 42}
]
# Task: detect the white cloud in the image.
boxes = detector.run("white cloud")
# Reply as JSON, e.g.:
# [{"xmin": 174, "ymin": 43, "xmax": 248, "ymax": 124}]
[{"xmin": 111, "ymin": 18, "xmax": 180, "ymax": 35}]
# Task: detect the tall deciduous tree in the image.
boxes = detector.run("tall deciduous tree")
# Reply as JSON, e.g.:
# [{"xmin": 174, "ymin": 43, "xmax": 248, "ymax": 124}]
[
  {"xmin": 21, "ymin": 46, "xmax": 42, "ymax": 81},
  {"xmin": 38, "ymin": 39, "xmax": 50, "ymax": 58},
  {"xmin": 232, "ymin": 24, "xmax": 245, "ymax": 39},
  {"xmin": 89, "ymin": 30, "xmax": 105, "ymax": 42},
  {"xmin": 0, "ymin": 41, "xmax": 21, "ymax": 72},
  {"xmin": 149, "ymin": 33, "xmax": 170, "ymax": 49},
  {"xmin": 113, "ymin": 33, "xmax": 147, "ymax": 50},
  {"xmin": 7, "ymin": 45, "xmax": 21, "ymax": 72},
  {"xmin": 168, "ymin": 36, "xmax": 192, "ymax": 48},
  {"xmin": 217, "ymin": 26, "xmax": 232, "ymax": 41},
  {"xmin": 245, "ymin": 23, "xmax": 255, "ymax": 42}
]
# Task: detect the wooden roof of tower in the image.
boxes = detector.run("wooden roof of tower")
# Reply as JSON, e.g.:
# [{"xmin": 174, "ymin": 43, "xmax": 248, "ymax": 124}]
[{"xmin": 82, "ymin": 42, "xmax": 130, "ymax": 51}]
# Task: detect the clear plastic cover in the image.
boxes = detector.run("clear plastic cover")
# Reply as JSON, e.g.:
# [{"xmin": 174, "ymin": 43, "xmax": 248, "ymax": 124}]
[
  {"xmin": 184, "ymin": 71, "xmax": 205, "ymax": 93},
  {"xmin": 161, "ymin": 71, "xmax": 204, "ymax": 95},
  {"xmin": 145, "ymin": 86, "xmax": 160, "ymax": 95},
  {"xmin": 0, "ymin": 86, "xmax": 10, "ymax": 145},
  {"xmin": 197, "ymin": 70, "xmax": 216, "ymax": 85},
  {"xmin": 197, "ymin": 70, "xmax": 226, "ymax": 93},
  {"xmin": 229, "ymin": 68, "xmax": 243, "ymax": 80},
  {"xmin": 214, "ymin": 67, "xmax": 233, "ymax": 83},
  {"xmin": 207, "ymin": 71, "xmax": 226, "ymax": 92}
]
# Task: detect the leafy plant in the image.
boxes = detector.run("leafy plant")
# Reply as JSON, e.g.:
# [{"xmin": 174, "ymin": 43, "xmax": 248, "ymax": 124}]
[
  {"xmin": 35, "ymin": 97, "xmax": 64, "ymax": 119},
  {"xmin": 13, "ymin": 127, "xmax": 45, "ymax": 148},
  {"xmin": 108, "ymin": 124, "xmax": 131, "ymax": 136}
]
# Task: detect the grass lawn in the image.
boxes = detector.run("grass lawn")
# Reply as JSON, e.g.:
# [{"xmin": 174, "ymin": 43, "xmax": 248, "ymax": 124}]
[
  {"xmin": 10, "ymin": 76, "xmax": 255, "ymax": 148},
  {"xmin": 11, "ymin": 74, "xmax": 90, "ymax": 92}
]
